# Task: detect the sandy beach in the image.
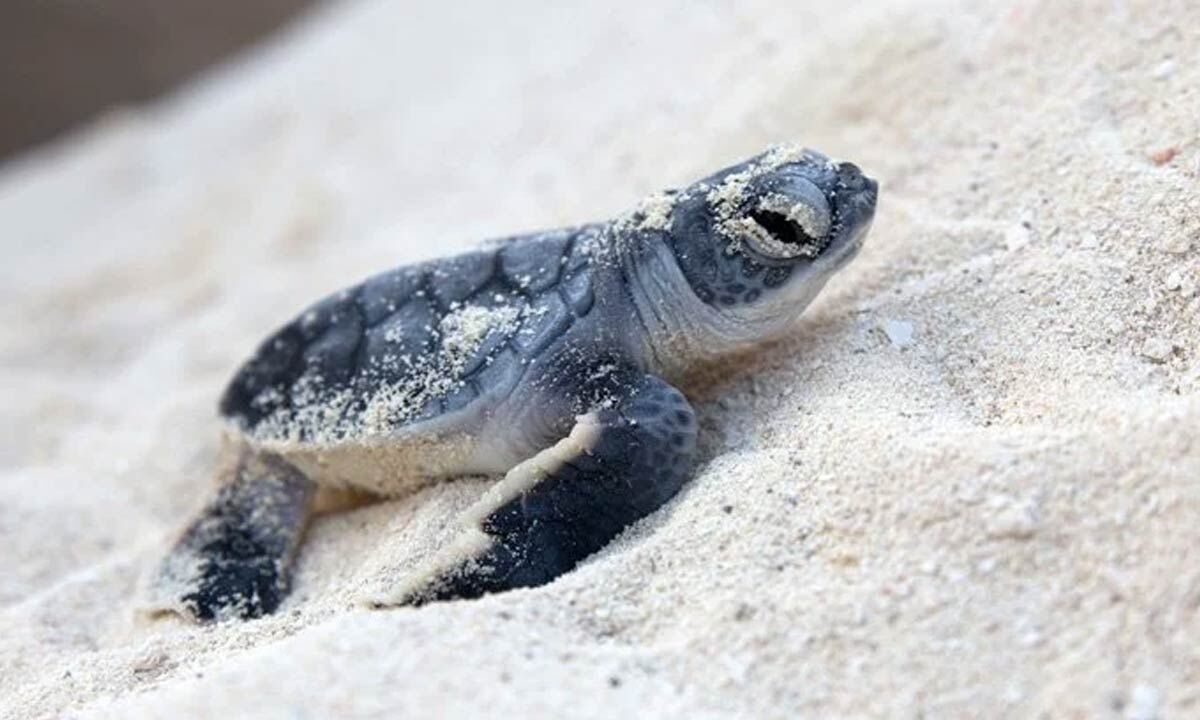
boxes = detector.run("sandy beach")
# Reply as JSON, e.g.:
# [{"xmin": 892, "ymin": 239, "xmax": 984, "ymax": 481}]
[{"xmin": 1, "ymin": 0, "xmax": 1197, "ymax": 717}]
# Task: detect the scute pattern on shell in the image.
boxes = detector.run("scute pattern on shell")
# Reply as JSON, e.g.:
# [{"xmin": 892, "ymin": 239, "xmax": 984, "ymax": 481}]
[{"xmin": 219, "ymin": 227, "xmax": 601, "ymax": 444}]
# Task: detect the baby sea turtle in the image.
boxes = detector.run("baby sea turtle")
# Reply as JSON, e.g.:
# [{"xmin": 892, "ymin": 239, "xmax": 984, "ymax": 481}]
[{"xmin": 151, "ymin": 146, "xmax": 878, "ymax": 621}]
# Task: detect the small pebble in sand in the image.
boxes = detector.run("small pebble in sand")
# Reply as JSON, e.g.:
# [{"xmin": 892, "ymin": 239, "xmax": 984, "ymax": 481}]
[
  {"xmin": 985, "ymin": 496, "xmax": 1039, "ymax": 540},
  {"xmin": 131, "ymin": 648, "xmax": 171, "ymax": 674},
  {"xmin": 1139, "ymin": 337, "xmax": 1175, "ymax": 363},
  {"xmin": 1151, "ymin": 59, "xmax": 1177, "ymax": 80},
  {"xmin": 1164, "ymin": 270, "xmax": 1183, "ymax": 291},
  {"xmin": 1126, "ymin": 682, "xmax": 1161, "ymax": 720},
  {"xmin": 881, "ymin": 319, "xmax": 915, "ymax": 348},
  {"xmin": 1148, "ymin": 146, "xmax": 1179, "ymax": 166},
  {"xmin": 1157, "ymin": 235, "xmax": 1192, "ymax": 255},
  {"xmin": 1005, "ymin": 223, "xmax": 1032, "ymax": 251}
]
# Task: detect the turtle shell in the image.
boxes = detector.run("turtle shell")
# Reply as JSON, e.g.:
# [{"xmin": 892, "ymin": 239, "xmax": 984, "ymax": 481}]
[{"xmin": 219, "ymin": 226, "xmax": 600, "ymax": 444}]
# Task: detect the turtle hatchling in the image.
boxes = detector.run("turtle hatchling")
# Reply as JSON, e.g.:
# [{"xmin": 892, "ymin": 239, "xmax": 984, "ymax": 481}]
[{"xmin": 151, "ymin": 146, "xmax": 878, "ymax": 621}]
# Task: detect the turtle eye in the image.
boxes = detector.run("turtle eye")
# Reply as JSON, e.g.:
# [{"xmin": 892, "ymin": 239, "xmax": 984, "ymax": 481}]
[
  {"xmin": 741, "ymin": 191, "xmax": 832, "ymax": 260},
  {"xmin": 748, "ymin": 209, "xmax": 820, "ymax": 256}
]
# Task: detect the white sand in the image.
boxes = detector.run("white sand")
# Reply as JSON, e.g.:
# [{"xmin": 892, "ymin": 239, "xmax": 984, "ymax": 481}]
[{"xmin": 2, "ymin": 0, "xmax": 1198, "ymax": 717}]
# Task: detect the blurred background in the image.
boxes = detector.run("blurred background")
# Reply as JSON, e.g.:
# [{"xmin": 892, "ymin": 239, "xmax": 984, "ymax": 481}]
[
  {"xmin": 0, "ymin": 0, "xmax": 316, "ymax": 160},
  {"xmin": 2, "ymin": 2, "xmax": 1197, "ymax": 718}
]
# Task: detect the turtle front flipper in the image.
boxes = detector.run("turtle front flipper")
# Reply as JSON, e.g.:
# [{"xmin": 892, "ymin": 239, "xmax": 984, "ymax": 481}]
[
  {"xmin": 147, "ymin": 449, "xmax": 316, "ymax": 622},
  {"xmin": 371, "ymin": 373, "xmax": 698, "ymax": 607}
]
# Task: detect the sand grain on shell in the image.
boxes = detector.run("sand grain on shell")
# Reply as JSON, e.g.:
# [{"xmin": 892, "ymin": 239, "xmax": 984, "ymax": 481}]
[
  {"xmin": 249, "ymin": 300, "xmax": 525, "ymax": 443},
  {"xmin": 1, "ymin": 1, "xmax": 1199, "ymax": 719}
]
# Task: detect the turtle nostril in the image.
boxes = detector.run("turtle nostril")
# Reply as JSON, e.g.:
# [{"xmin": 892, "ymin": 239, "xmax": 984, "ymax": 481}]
[{"xmin": 836, "ymin": 162, "xmax": 867, "ymax": 191}]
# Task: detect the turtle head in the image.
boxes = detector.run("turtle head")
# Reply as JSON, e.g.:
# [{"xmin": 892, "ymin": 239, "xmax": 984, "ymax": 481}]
[{"xmin": 659, "ymin": 147, "xmax": 877, "ymax": 340}]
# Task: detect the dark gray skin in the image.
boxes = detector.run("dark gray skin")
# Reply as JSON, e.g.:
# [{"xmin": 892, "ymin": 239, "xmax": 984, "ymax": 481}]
[{"xmin": 151, "ymin": 147, "xmax": 877, "ymax": 621}]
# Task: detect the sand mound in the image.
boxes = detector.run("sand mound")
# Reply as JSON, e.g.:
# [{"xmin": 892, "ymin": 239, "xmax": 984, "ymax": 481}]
[{"xmin": 1, "ymin": 1, "xmax": 1196, "ymax": 717}]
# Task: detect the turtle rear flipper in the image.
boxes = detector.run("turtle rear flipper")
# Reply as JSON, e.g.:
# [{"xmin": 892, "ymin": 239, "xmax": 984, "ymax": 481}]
[
  {"xmin": 145, "ymin": 450, "xmax": 316, "ymax": 622},
  {"xmin": 369, "ymin": 372, "xmax": 698, "ymax": 606}
]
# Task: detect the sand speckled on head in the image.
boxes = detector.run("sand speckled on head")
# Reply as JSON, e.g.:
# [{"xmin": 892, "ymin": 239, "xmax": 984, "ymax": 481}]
[{"xmin": 1, "ymin": 0, "xmax": 1198, "ymax": 718}]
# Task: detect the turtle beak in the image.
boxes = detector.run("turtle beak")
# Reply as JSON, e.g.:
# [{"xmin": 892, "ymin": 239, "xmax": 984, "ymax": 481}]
[
  {"xmin": 834, "ymin": 162, "xmax": 878, "ymax": 232},
  {"xmin": 822, "ymin": 162, "xmax": 877, "ymax": 266},
  {"xmin": 835, "ymin": 161, "xmax": 878, "ymax": 222}
]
